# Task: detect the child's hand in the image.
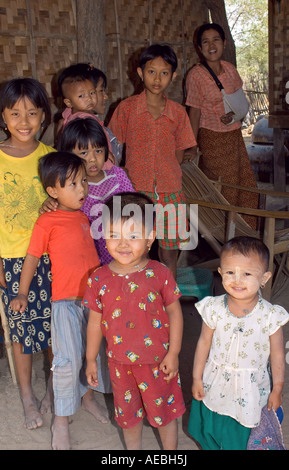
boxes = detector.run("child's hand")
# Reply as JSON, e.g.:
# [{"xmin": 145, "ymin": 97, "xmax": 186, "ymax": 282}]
[
  {"xmin": 39, "ymin": 197, "xmax": 58, "ymax": 214},
  {"xmin": 0, "ymin": 261, "xmax": 6, "ymax": 288},
  {"xmin": 267, "ymin": 388, "xmax": 283, "ymax": 412},
  {"xmin": 159, "ymin": 352, "xmax": 179, "ymax": 383},
  {"xmin": 10, "ymin": 294, "xmax": 28, "ymax": 313},
  {"xmin": 86, "ymin": 359, "xmax": 99, "ymax": 388},
  {"xmin": 192, "ymin": 378, "xmax": 205, "ymax": 401}
]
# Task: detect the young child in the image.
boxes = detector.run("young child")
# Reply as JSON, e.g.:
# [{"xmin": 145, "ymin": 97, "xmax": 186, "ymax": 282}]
[
  {"xmin": 56, "ymin": 117, "xmax": 133, "ymax": 264},
  {"xmin": 188, "ymin": 236, "xmax": 289, "ymax": 450},
  {"xmin": 83, "ymin": 191, "xmax": 186, "ymax": 450},
  {"xmin": 10, "ymin": 151, "xmax": 110, "ymax": 450},
  {"xmin": 108, "ymin": 44, "xmax": 196, "ymax": 278},
  {"xmin": 0, "ymin": 77, "xmax": 55, "ymax": 430},
  {"xmin": 87, "ymin": 64, "xmax": 123, "ymax": 165},
  {"xmin": 56, "ymin": 63, "xmax": 115, "ymax": 167}
]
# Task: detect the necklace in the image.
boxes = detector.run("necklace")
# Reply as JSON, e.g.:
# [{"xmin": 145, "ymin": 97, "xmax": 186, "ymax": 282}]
[{"xmin": 227, "ymin": 295, "xmax": 259, "ymax": 316}]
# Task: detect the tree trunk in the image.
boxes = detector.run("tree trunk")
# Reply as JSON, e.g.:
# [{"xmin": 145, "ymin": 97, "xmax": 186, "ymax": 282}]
[
  {"xmin": 76, "ymin": 0, "xmax": 106, "ymax": 73},
  {"xmin": 203, "ymin": 0, "xmax": 236, "ymax": 66}
]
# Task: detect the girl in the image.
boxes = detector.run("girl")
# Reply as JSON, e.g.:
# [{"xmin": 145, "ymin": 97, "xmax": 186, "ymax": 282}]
[
  {"xmin": 0, "ymin": 78, "xmax": 55, "ymax": 430},
  {"xmin": 83, "ymin": 192, "xmax": 185, "ymax": 450},
  {"xmin": 188, "ymin": 236, "xmax": 289, "ymax": 450},
  {"xmin": 57, "ymin": 117, "xmax": 134, "ymax": 264},
  {"xmin": 185, "ymin": 23, "xmax": 258, "ymax": 228}
]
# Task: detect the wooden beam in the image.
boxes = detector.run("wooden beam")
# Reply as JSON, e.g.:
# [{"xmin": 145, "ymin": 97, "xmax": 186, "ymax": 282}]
[{"xmin": 76, "ymin": 0, "xmax": 106, "ymax": 72}]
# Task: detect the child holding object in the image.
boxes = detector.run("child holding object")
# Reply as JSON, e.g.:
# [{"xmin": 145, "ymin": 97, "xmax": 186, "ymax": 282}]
[
  {"xmin": 83, "ymin": 192, "xmax": 186, "ymax": 450},
  {"xmin": 188, "ymin": 236, "xmax": 289, "ymax": 450},
  {"xmin": 10, "ymin": 152, "xmax": 109, "ymax": 450}
]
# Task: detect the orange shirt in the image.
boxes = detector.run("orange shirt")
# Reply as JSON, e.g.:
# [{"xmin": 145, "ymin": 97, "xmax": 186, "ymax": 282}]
[
  {"xmin": 185, "ymin": 61, "xmax": 243, "ymax": 132},
  {"xmin": 27, "ymin": 210, "xmax": 100, "ymax": 301},
  {"xmin": 108, "ymin": 90, "xmax": 196, "ymax": 192}
]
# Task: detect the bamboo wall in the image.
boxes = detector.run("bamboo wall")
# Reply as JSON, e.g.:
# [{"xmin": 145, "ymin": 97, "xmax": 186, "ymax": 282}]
[
  {"xmin": 0, "ymin": 0, "xmax": 77, "ymax": 101},
  {"xmin": 104, "ymin": 0, "xmax": 208, "ymax": 106},
  {"xmin": 0, "ymin": 0, "xmax": 207, "ymax": 114},
  {"xmin": 268, "ymin": 0, "xmax": 289, "ymax": 128}
]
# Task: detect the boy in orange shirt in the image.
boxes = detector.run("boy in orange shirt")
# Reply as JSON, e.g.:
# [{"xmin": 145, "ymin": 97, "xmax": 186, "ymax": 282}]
[
  {"xmin": 10, "ymin": 151, "xmax": 110, "ymax": 450},
  {"xmin": 109, "ymin": 44, "xmax": 196, "ymax": 278}
]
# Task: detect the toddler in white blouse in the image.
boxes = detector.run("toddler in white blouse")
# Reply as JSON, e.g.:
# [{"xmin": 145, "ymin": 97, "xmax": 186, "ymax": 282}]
[{"xmin": 188, "ymin": 236, "xmax": 289, "ymax": 450}]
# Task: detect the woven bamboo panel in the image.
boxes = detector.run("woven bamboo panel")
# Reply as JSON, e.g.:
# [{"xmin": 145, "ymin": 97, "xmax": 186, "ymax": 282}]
[
  {"xmin": 105, "ymin": 0, "xmax": 207, "ymax": 106},
  {"xmin": 0, "ymin": 0, "xmax": 77, "ymax": 99},
  {"xmin": 0, "ymin": 0, "xmax": 207, "ymax": 111}
]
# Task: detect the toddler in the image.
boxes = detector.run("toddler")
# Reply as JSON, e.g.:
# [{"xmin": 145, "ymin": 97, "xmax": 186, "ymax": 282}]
[
  {"xmin": 83, "ymin": 191, "xmax": 186, "ymax": 450},
  {"xmin": 189, "ymin": 236, "xmax": 289, "ymax": 450}
]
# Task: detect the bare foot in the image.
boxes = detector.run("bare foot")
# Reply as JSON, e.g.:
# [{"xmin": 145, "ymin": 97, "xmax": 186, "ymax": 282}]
[
  {"xmin": 82, "ymin": 389, "xmax": 109, "ymax": 424},
  {"xmin": 51, "ymin": 416, "xmax": 70, "ymax": 450},
  {"xmin": 22, "ymin": 395, "xmax": 43, "ymax": 430},
  {"xmin": 40, "ymin": 375, "xmax": 54, "ymax": 415}
]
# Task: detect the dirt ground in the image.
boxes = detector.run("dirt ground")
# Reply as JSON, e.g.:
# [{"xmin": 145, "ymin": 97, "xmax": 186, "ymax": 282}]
[
  {"xmin": 0, "ymin": 275, "xmax": 288, "ymax": 451},
  {"xmin": 1, "ymin": 128, "xmax": 288, "ymax": 452}
]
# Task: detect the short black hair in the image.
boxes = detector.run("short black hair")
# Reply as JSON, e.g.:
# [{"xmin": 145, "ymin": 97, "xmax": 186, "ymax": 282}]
[
  {"xmin": 102, "ymin": 191, "xmax": 156, "ymax": 237},
  {"xmin": 57, "ymin": 117, "xmax": 109, "ymax": 161},
  {"xmin": 196, "ymin": 23, "xmax": 226, "ymax": 47},
  {"xmin": 220, "ymin": 236, "xmax": 270, "ymax": 271},
  {"xmin": 0, "ymin": 78, "xmax": 51, "ymax": 127},
  {"xmin": 139, "ymin": 43, "xmax": 178, "ymax": 73},
  {"xmin": 38, "ymin": 151, "xmax": 86, "ymax": 190},
  {"xmin": 87, "ymin": 64, "xmax": 107, "ymax": 89},
  {"xmin": 57, "ymin": 63, "xmax": 94, "ymax": 97}
]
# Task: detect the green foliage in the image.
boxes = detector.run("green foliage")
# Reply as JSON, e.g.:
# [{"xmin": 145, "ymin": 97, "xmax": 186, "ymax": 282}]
[{"xmin": 225, "ymin": 0, "xmax": 268, "ymax": 90}]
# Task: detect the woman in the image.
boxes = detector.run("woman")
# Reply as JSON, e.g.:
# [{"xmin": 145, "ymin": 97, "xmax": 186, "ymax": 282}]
[{"xmin": 185, "ymin": 23, "xmax": 258, "ymax": 228}]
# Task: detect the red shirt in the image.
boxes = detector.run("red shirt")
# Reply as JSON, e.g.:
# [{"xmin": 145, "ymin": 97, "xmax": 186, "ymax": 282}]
[
  {"xmin": 27, "ymin": 210, "xmax": 100, "ymax": 301},
  {"xmin": 82, "ymin": 261, "xmax": 182, "ymax": 365},
  {"xmin": 108, "ymin": 90, "xmax": 196, "ymax": 192}
]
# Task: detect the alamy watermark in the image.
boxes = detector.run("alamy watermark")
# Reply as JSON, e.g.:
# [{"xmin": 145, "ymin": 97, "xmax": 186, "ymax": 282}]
[{"xmin": 89, "ymin": 195, "xmax": 198, "ymax": 251}]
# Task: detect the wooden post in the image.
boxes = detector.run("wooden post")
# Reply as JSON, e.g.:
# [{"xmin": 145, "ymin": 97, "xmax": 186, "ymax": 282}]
[
  {"xmin": 273, "ymin": 128, "xmax": 286, "ymax": 192},
  {"xmin": 76, "ymin": 0, "xmax": 106, "ymax": 73}
]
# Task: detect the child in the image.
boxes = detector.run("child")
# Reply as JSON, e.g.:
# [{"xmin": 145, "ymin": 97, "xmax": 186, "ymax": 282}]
[
  {"xmin": 10, "ymin": 152, "xmax": 110, "ymax": 450},
  {"xmin": 87, "ymin": 63, "xmax": 123, "ymax": 165},
  {"xmin": 188, "ymin": 236, "xmax": 289, "ymax": 450},
  {"xmin": 0, "ymin": 77, "xmax": 55, "ymax": 430},
  {"xmin": 58, "ymin": 117, "xmax": 134, "ymax": 264},
  {"xmin": 83, "ymin": 191, "xmax": 186, "ymax": 450},
  {"xmin": 56, "ymin": 63, "xmax": 115, "ymax": 167},
  {"xmin": 108, "ymin": 44, "xmax": 196, "ymax": 278}
]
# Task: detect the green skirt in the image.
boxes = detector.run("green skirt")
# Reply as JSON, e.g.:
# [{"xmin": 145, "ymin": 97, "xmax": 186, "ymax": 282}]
[{"xmin": 188, "ymin": 399, "xmax": 251, "ymax": 450}]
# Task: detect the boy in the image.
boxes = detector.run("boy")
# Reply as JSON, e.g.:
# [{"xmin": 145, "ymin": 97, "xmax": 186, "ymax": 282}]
[
  {"xmin": 108, "ymin": 44, "xmax": 196, "ymax": 278},
  {"xmin": 84, "ymin": 192, "xmax": 185, "ymax": 450},
  {"xmin": 10, "ymin": 151, "xmax": 109, "ymax": 450}
]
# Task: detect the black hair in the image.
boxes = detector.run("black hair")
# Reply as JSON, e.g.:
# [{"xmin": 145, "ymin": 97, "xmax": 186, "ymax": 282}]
[
  {"xmin": 139, "ymin": 43, "xmax": 178, "ymax": 73},
  {"xmin": 87, "ymin": 65, "xmax": 107, "ymax": 89},
  {"xmin": 57, "ymin": 117, "xmax": 109, "ymax": 161},
  {"xmin": 38, "ymin": 151, "xmax": 86, "ymax": 190},
  {"xmin": 57, "ymin": 63, "xmax": 95, "ymax": 97},
  {"xmin": 196, "ymin": 23, "xmax": 226, "ymax": 47},
  {"xmin": 220, "ymin": 236, "xmax": 270, "ymax": 271},
  {"xmin": 103, "ymin": 191, "xmax": 156, "ymax": 237},
  {"xmin": 0, "ymin": 78, "xmax": 51, "ymax": 127}
]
